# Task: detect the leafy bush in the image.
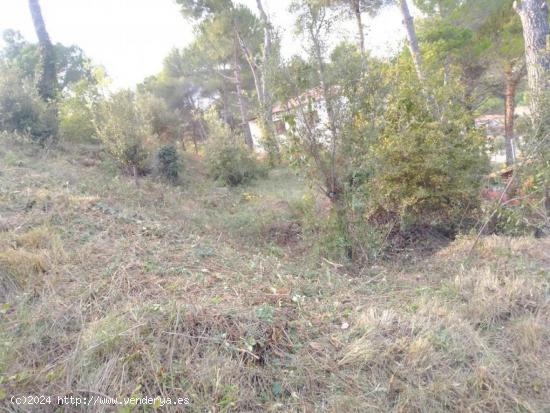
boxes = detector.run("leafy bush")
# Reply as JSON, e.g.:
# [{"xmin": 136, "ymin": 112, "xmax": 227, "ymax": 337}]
[
  {"xmin": 283, "ymin": 56, "xmax": 490, "ymax": 262},
  {"xmin": 205, "ymin": 142, "xmax": 265, "ymax": 186},
  {"xmin": 94, "ymin": 90, "xmax": 151, "ymax": 176},
  {"xmin": 58, "ymin": 78, "xmax": 99, "ymax": 142},
  {"xmin": 370, "ymin": 78, "xmax": 490, "ymax": 232},
  {"xmin": 157, "ymin": 144, "xmax": 181, "ymax": 183},
  {"xmin": 0, "ymin": 67, "xmax": 57, "ymax": 143},
  {"xmin": 204, "ymin": 108, "xmax": 265, "ymax": 186}
]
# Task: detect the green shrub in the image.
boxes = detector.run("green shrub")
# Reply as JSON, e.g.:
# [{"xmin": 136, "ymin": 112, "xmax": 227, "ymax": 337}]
[
  {"xmin": 203, "ymin": 108, "xmax": 265, "ymax": 186},
  {"xmin": 205, "ymin": 142, "xmax": 264, "ymax": 186},
  {"xmin": 369, "ymin": 74, "xmax": 490, "ymax": 233},
  {"xmin": 157, "ymin": 144, "xmax": 181, "ymax": 183},
  {"xmin": 94, "ymin": 90, "xmax": 151, "ymax": 176},
  {"xmin": 58, "ymin": 79, "xmax": 98, "ymax": 142},
  {"xmin": 0, "ymin": 67, "xmax": 57, "ymax": 143}
]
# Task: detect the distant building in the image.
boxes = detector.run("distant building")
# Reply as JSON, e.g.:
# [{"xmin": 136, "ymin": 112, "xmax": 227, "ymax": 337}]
[
  {"xmin": 250, "ymin": 90, "xmax": 529, "ymax": 165},
  {"xmin": 248, "ymin": 88, "xmax": 330, "ymax": 153}
]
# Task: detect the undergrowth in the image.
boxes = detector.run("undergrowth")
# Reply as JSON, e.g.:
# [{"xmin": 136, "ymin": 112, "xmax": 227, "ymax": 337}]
[{"xmin": 0, "ymin": 137, "xmax": 548, "ymax": 412}]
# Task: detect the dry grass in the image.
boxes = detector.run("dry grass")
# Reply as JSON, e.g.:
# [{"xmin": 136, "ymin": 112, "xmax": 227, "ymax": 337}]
[{"xmin": 0, "ymin": 136, "xmax": 549, "ymax": 412}]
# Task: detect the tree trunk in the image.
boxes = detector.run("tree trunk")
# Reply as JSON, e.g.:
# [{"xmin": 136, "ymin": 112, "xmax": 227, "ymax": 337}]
[
  {"xmin": 256, "ymin": 0, "xmax": 275, "ymax": 132},
  {"xmin": 308, "ymin": 16, "xmax": 340, "ymax": 199},
  {"xmin": 398, "ymin": 0, "xmax": 439, "ymax": 117},
  {"xmin": 504, "ymin": 64, "xmax": 524, "ymax": 166},
  {"xmin": 504, "ymin": 76, "xmax": 517, "ymax": 166},
  {"xmin": 239, "ymin": 0, "xmax": 279, "ymax": 161},
  {"xmin": 28, "ymin": 0, "xmax": 57, "ymax": 101},
  {"xmin": 514, "ymin": 0, "xmax": 549, "ymax": 125},
  {"xmin": 351, "ymin": 0, "xmax": 366, "ymax": 55},
  {"xmin": 233, "ymin": 34, "xmax": 254, "ymax": 149},
  {"xmin": 398, "ymin": 0, "xmax": 426, "ymax": 85}
]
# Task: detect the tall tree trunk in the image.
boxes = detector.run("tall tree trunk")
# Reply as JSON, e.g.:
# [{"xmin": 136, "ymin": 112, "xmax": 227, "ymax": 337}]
[
  {"xmin": 233, "ymin": 34, "xmax": 254, "ymax": 149},
  {"xmin": 398, "ymin": 0, "xmax": 426, "ymax": 85},
  {"xmin": 514, "ymin": 0, "xmax": 549, "ymax": 218},
  {"xmin": 504, "ymin": 76, "xmax": 518, "ymax": 166},
  {"xmin": 308, "ymin": 18, "xmax": 340, "ymax": 201},
  {"xmin": 237, "ymin": 33, "xmax": 264, "ymax": 110},
  {"xmin": 233, "ymin": 0, "xmax": 279, "ymax": 160},
  {"xmin": 28, "ymin": 0, "xmax": 57, "ymax": 101},
  {"xmin": 398, "ymin": 0, "xmax": 439, "ymax": 117},
  {"xmin": 221, "ymin": 81, "xmax": 229, "ymax": 124},
  {"xmin": 351, "ymin": 0, "xmax": 365, "ymax": 55},
  {"xmin": 514, "ymin": 0, "xmax": 549, "ymax": 125},
  {"xmin": 256, "ymin": 0, "xmax": 275, "ymax": 131},
  {"xmin": 504, "ymin": 63, "xmax": 524, "ymax": 166},
  {"xmin": 256, "ymin": 0, "xmax": 279, "ymax": 162}
]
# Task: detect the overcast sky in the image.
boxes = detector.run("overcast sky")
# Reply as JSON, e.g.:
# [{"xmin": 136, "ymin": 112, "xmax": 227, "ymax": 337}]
[{"xmin": 0, "ymin": 0, "xmax": 412, "ymax": 89}]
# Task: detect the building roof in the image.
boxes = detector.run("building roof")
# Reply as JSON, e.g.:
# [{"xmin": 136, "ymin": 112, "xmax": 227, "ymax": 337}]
[{"xmin": 249, "ymin": 87, "xmax": 325, "ymax": 122}]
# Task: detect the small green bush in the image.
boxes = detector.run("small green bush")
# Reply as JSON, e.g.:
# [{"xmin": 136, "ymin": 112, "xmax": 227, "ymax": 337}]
[
  {"xmin": 206, "ymin": 142, "xmax": 265, "ymax": 186},
  {"xmin": 94, "ymin": 90, "xmax": 151, "ymax": 176},
  {"xmin": 204, "ymin": 108, "xmax": 265, "ymax": 186},
  {"xmin": 157, "ymin": 144, "xmax": 181, "ymax": 183},
  {"xmin": 58, "ymin": 79, "xmax": 98, "ymax": 143}
]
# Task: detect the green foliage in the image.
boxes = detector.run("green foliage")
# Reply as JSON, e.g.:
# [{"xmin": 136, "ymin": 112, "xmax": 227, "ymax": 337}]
[
  {"xmin": 413, "ymin": 0, "xmax": 463, "ymax": 17},
  {"xmin": 204, "ymin": 109, "xmax": 264, "ymax": 186},
  {"xmin": 206, "ymin": 141, "xmax": 265, "ymax": 186},
  {"xmin": 176, "ymin": 0, "xmax": 232, "ymax": 20},
  {"xmin": 0, "ymin": 66, "xmax": 57, "ymax": 144},
  {"xmin": 1, "ymin": 30, "xmax": 95, "ymax": 94},
  {"xmin": 257, "ymin": 120, "xmax": 281, "ymax": 166},
  {"xmin": 58, "ymin": 75, "xmax": 104, "ymax": 142},
  {"xmin": 157, "ymin": 144, "xmax": 181, "ymax": 183},
  {"xmin": 94, "ymin": 90, "xmax": 151, "ymax": 175},
  {"xmin": 370, "ymin": 68, "xmax": 489, "ymax": 231}
]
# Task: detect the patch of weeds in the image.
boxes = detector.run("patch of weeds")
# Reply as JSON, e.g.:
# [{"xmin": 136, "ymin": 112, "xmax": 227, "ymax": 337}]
[
  {"xmin": 16, "ymin": 225, "xmax": 60, "ymax": 251},
  {"xmin": 0, "ymin": 249, "xmax": 49, "ymax": 291},
  {"xmin": 415, "ymin": 286, "xmax": 435, "ymax": 298},
  {"xmin": 81, "ymin": 315, "xmax": 129, "ymax": 360},
  {"xmin": 144, "ymin": 258, "xmax": 162, "ymax": 273},
  {"xmin": 195, "ymin": 245, "xmax": 215, "ymax": 259},
  {"xmin": 101, "ymin": 261, "xmax": 119, "ymax": 278},
  {"xmin": 210, "ymin": 296, "xmax": 224, "ymax": 305},
  {"xmin": 265, "ymin": 243, "xmax": 284, "ymax": 258},
  {"xmin": 3, "ymin": 151, "xmax": 21, "ymax": 167},
  {"xmin": 217, "ymin": 384, "xmax": 239, "ymax": 412},
  {"xmin": 437, "ymin": 281, "xmax": 461, "ymax": 301},
  {"xmin": 171, "ymin": 266, "xmax": 194, "ymax": 277},
  {"xmin": 256, "ymin": 304, "xmax": 275, "ymax": 324},
  {"xmin": 0, "ymin": 328, "xmax": 12, "ymax": 375},
  {"xmin": 432, "ymin": 327, "xmax": 451, "ymax": 351},
  {"xmin": 99, "ymin": 157, "xmax": 118, "ymax": 177}
]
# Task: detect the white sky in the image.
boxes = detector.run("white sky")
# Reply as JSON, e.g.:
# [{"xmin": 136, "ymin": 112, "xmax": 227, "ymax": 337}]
[{"xmin": 0, "ymin": 0, "xmax": 412, "ymax": 89}]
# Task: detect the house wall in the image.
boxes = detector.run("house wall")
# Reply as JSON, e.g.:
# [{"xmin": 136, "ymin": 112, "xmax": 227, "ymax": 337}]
[
  {"xmin": 247, "ymin": 97, "xmax": 335, "ymax": 154},
  {"xmin": 248, "ymin": 114, "xmax": 291, "ymax": 154},
  {"xmin": 248, "ymin": 119, "xmax": 265, "ymax": 154}
]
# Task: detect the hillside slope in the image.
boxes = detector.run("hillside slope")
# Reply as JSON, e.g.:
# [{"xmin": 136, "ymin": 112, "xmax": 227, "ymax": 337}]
[{"xmin": 1, "ymin": 137, "xmax": 549, "ymax": 412}]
